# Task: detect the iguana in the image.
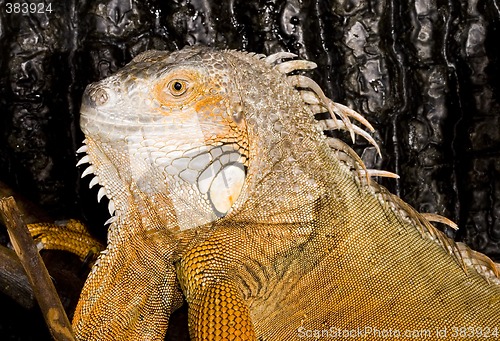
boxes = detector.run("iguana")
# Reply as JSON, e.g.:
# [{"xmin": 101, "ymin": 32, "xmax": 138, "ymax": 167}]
[{"xmin": 71, "ymin": 46, "xmax": 500, "ymax": 340}]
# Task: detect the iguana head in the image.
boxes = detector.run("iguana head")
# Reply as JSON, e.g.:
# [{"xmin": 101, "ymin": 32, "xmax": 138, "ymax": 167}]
[
  {"xmin": 77, "ymin": 46, "xmax": 379, "ymax": 233},
  {"xmin": 79, "ymin": 48, "xmax": 252, "ymax": 231}
]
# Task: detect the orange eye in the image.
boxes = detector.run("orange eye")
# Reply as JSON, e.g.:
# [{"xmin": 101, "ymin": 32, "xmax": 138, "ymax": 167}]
[
  {"xmin": 167, "ymin": 79, "xmax": 188, "ymax": 97},
  {"xmin": 153, "ymin": 70, "xmax": 199, "ymax": 107}
]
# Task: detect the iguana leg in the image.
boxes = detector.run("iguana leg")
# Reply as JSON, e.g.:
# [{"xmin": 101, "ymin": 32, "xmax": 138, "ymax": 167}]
[
  {"xmin": 178, "ymin": 241, "xmax": 256, "ymax": 340},
  {"xmin": 73, "ymin": 231, "xmax": 184, "ymax": 340},
  {"xmin": 27, "ymin": 219, "xmax": 104, "ymax": 262}
]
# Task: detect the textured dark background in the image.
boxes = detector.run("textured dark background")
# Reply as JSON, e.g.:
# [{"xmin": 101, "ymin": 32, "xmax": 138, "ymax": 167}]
[{"xmin": 0, "ymin": 0, "xmax": 499, "ymax": 339}]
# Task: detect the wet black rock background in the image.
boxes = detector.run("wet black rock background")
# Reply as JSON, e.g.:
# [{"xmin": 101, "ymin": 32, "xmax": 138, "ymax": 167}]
[{"xmin": 0, "ymin": 0, "xmax": 499, "ymax": 339}]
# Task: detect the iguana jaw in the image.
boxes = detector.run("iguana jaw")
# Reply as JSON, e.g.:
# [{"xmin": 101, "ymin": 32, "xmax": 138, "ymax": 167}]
[{"xmin": 77, "ymin": 132, "xmax": 248, "ymax": 232}]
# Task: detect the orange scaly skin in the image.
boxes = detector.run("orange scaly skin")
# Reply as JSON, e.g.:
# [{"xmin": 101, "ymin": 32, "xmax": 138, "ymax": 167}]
[{"xmin": 73, "ymin": 47, "xmax": 500, "ymax": 340}]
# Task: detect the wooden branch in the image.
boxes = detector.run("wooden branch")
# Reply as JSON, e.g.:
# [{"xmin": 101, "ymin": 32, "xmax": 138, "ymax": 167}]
[
  {"xmin": 0, "ymin": 196, "xmax": 75, "ymax": 341},
  {"xmin": 0, "ymin": 244, "xmax": 35, "ymax": 309}
]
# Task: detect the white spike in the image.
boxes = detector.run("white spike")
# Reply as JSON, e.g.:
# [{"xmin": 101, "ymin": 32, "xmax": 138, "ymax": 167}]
[
  {"xmin": 81, "ymin": 165, "xmax": 95, "ymax": 178},
  {"xmin": 104, "ymin": 216, "xmax": 117, "ymax": 225},
  {"xmin": 349, "ymin": 125, "xmax": 381, "ymax": 156},
  {"xmin": 317, "ymin": 118, "xmax": 342, "ymax": 130},
  {"xmin": 320, "ymin": 119, "xmax": 381, "ymax": 156},
  {"xmin": 332, "ymin": 102, "xmax": 375, "ymax": 132},
  {"xmin": 76, "ymin": 155, "xmax": 90, "ymax": 167},
  {"xmin": 327, "ymin": 101, "xmax": 356, "ymax": 143},
  {"xmin": 300, "ymin": 90, "xmax": 321, "ymax": 105},
  {"xmin": 421, "ymin": 213, "xmax": 459, "ymax": 231},
  {"xmin": 264, "ymin": 52, "xmax": 297, "ymax": 64},
  {"xmin": 363, "ymin": 169, "xmax": 400, "ymax": 179},
  {"xmin": 275, "ymin": 60, "xmax": 317, "ymax": 74},
  {"xmin": 89, "ymin": 176, "xmax": 100, "ymax": 189},
  {"xmin": 247, "ymin": 52, "xmax": 266, "ymax": 60},
  {"xmin": 326, "ymin": 137, "xmax": 367, "ymax": 174},
  {"xmin": 108, "ymin": 200, "xmax": 115, "ymax": 215},
  {"xmin": 300, "ymin": 88, "xmax": 375, "ymax": 134},
  {"xmin": 97, "ymin": 187, "xmax": 107, "ymax": 203},
  {"xmin": 76, "ymin": 145, "xmax": 88, "ymax": 153},
  {"xmin": 288, "ymin": 74, "xmax": 356, "ymax": 143}
]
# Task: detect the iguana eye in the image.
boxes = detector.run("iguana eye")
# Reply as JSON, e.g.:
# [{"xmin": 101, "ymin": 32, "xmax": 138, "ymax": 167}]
[
  {"xmin": 168, "ymin": 80, "xmax": 188, "ymax": 97},
  {"xmin": 153, "ymin": 70, "xmax": 200, "ymax": 107}
]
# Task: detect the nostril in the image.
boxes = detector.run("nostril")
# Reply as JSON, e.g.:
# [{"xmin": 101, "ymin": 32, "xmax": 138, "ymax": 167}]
[{"xmin": 84, "ymin": 84, "xmax": 110, "ymax": 107}]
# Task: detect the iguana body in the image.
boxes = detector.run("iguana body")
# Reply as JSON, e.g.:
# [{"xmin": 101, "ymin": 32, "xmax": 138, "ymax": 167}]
[{"xmin": 73, "ymin": 46, "xmax": 500, "ymax": 340}]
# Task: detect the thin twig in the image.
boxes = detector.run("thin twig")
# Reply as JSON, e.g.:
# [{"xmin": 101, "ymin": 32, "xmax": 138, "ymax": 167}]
[{"xmin": 0, "ymin": 196, "xmax": 75, "ymax": 341}]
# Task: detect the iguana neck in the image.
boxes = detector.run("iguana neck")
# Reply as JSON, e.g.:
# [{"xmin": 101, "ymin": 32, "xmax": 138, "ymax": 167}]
[{"xmin": 221, "ymin": 50, "xmax": 353, "ymax": 224}]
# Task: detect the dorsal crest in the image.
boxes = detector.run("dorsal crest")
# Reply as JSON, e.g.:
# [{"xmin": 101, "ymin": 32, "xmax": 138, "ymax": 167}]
[{"xmin": 260, "ymin": 50, "xmax": 500, "ymax": 284}]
